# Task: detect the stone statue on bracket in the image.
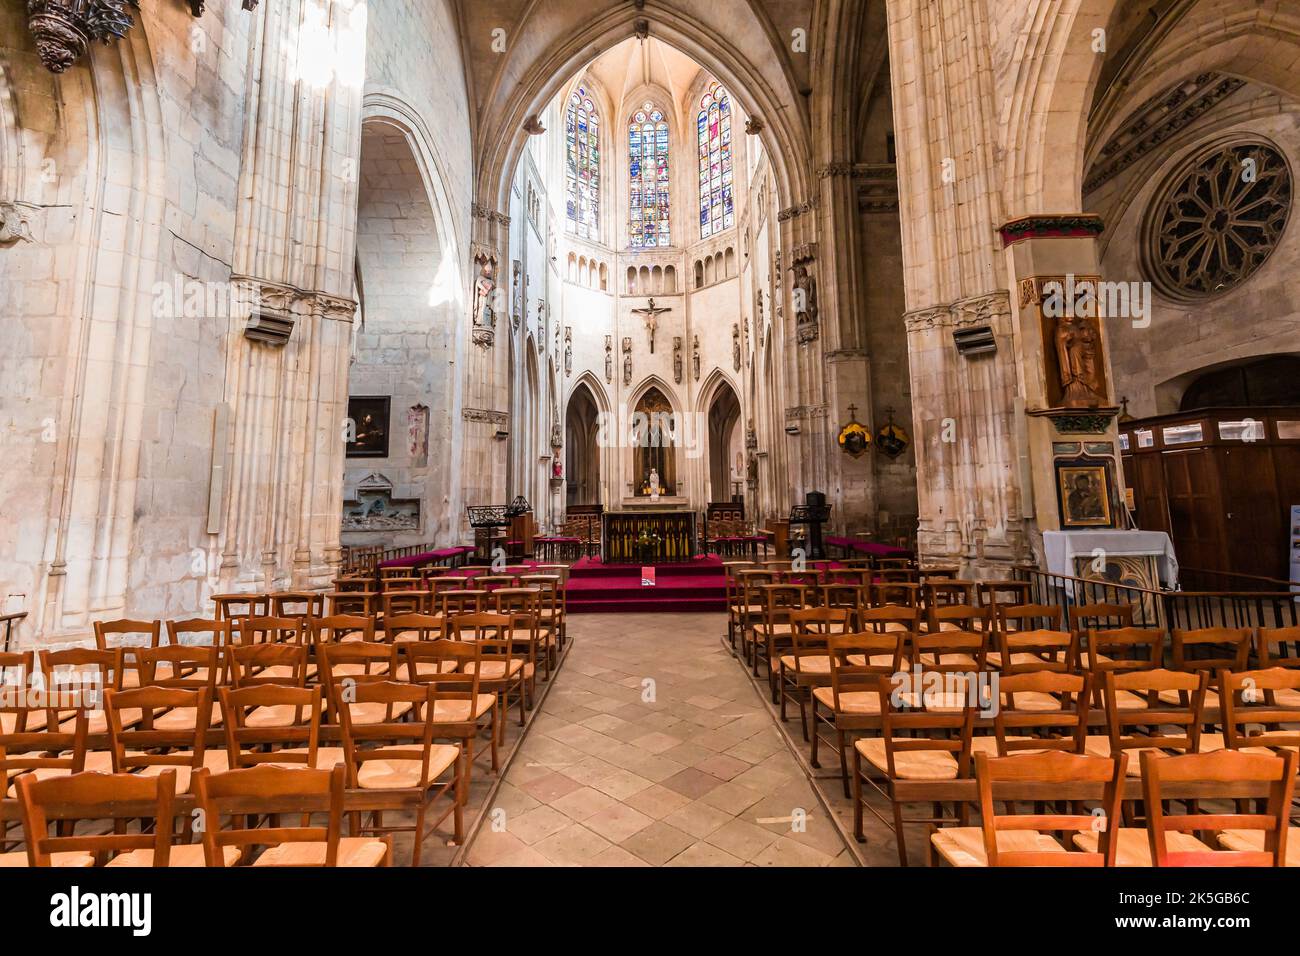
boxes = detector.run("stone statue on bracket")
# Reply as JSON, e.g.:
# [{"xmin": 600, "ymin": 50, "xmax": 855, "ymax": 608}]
[
  {"xmin": 692, "ymin": 335, "xmax": 700, "ymax": 381},
  {"xmin": 673, "ymin": 336, "xmax": 683, "ymax": 384},
  {"xmin": 732, "ymin": 323, "xmax": 741, "ymax": 372},
  {"xmin": 793, "ymin": 263, "xmax": 819, "ymax": 343},
  {"xmin": 564, "ymin": 327, "xmax": 573, "ymax": 377},
  {"xmin": 511, "ymin": 261, "xmax": 522, "ymax": 330},
  {"xmin": 1055, "ymin": 314, "xmax": 1106, "ymax": 408},
  {"xmin": 472, "ymin": 257, "xmax": 497, "ymax": 347},
  {"xmin": 605, "ymin": 335, "xmax": 613, "ymax": 383},
  {"xmin": 622, "ymin": 336, "xmax": 633, "ymax": 386}
]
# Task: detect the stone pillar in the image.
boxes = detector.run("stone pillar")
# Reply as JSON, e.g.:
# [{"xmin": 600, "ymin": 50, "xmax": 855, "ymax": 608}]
[
  {"xmin": 886, "ymin": 0, "xmax": 1024, "ymax": 571},
  {"xmin": 217, "ymin": 0, "xmax": 367, "ymax": 590}
]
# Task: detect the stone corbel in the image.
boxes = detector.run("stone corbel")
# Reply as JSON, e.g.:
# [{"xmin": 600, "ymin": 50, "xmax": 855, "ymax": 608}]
[{"xmin": 0, "ymin": 201, "xmax": 36, "ymax": 245}]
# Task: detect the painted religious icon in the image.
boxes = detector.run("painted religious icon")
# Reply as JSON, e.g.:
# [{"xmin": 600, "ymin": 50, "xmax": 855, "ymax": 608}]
[
  {"xmin": 347, "ymin": 396, "xmax": 391, "ymax": 458},
  {"xmin": 1056, "ymin": 463, "xmax": 1112, "ymax": 528}
]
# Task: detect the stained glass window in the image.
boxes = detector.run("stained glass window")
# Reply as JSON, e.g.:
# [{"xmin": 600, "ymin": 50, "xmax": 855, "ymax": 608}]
[
  {"xmin": 629, "ymin": 102, "xmax": 670, "ymax": 248},
  {"xmin": 565, "ymin": 87, "xmax": 600, "ymax": 239},
  {"xmin": 697, "ymin": 83, "xmax": 734, "ymax": 239}
]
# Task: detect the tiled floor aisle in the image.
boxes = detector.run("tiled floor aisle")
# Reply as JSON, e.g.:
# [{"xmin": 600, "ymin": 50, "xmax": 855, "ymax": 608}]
[{"xmin": 464, "ymin": 612, "xmax": 857, "ymax": 866}]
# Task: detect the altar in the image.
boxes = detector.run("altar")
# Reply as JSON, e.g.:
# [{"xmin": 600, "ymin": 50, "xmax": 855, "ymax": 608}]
[{"xmin": 603, "ymin": 510, "xmax": 697, "ymax": 563}]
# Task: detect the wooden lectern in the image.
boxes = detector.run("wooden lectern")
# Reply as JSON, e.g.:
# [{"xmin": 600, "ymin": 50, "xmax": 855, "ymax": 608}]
[{"xmin": 509, "ymin": 511, "xmax": 535, "ymax": 559}]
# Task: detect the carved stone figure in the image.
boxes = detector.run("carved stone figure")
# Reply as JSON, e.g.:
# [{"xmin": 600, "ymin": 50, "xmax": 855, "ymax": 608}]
[
  {"xmin": 564, "ymin": 340, "xmax": 572, "ymax": 376},
  {"xmin": 474, "ymin": 258, "xmax": 496, "ymax": 332},
  {"xmin": 511, "ymin": 261, "xmax": 522, "ymax": 329},
  {"xmin": 793, "ymin": 263, "xmax": 819, "ymax": 344},
  {"xmin": 692, "ymin": 335, "xmax": 701, "ymax": 381},
  {"xmin": 673, "ymin": 336, "xmax": 683, "ymax": 384},
  {"xmin": 1055, "ymin": 314, "xmax": 1106, "ymax": 407},
  {"xmin": 732, "ymin": 323, "xmax": 741, "ymax": 372},
  {"xmin": 605, "ymin": 335, "xmax": 613, "ymax": 383},
  {"xmin": 622, "ymin": 337, "xmax": 633, "ymax": 385}
]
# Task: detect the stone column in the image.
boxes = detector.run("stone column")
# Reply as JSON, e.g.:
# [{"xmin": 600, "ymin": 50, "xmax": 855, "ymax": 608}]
[
  {"xmin": 217, "ymin": 0, "xmax": 366, "ymax": 590},
  {"xmin": 886, "ymin": 0, "xmax": 1025, "ymax": 571}
]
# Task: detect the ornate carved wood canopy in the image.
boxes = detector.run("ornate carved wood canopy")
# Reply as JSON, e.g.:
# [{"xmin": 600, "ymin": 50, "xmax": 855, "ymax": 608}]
[{"xmin": 25, "ymin": 0, "xmax": 260, "ymax": 73}]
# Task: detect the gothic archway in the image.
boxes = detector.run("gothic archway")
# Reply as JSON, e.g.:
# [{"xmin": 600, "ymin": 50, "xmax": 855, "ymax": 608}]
[
  {"xmin": 565, "ymin": 383, "xmax": 601, "ymax": 506},
  {"xmin": 631, "ymin": 385, "xmax": 677, "ymax": 497},
  {"xmin": 706, "ymin": 381, "xmax": 742, "ymax": 504}
]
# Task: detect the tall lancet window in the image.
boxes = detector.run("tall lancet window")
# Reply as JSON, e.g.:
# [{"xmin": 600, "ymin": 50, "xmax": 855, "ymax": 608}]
[
  {"xmin": 629, "ymin": 103, "xmax": 671, "ymax": 248},
  {"xmin": 698, "ymin": 83, "xmax": 734, "ymax": 239},
  {"xmin": 565, "ymin": 87, "xmax": 600, "ymax": 239}
]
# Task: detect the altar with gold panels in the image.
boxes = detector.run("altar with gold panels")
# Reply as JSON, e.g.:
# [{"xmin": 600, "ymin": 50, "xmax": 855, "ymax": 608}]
[{"xmin": 602, "ymin": 511, "xmax": 697, "ymax": 564}]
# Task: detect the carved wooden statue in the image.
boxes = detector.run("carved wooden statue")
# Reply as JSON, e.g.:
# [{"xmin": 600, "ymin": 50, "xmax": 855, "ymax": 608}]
[{"xmin": 1055, "ymin": 314, "xmax": 1105, "ymax": 407}]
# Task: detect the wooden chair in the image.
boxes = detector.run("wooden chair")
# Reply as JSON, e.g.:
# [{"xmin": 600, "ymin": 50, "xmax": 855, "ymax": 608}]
[
  {"xmin": 852, "ymin": 671, "xmax": 977, "ymax": 864},
  {"xmin": 1167, "ymin": 627, "xmax": 1252, "ymax": 709},
  {"xmin": 923, "ymin": 580, "xmax": 976, "ymax": 612},
  {"xmin": 326, "ymin": 591, "xmax": 379, "ymax": 617},
  {"xmin": 450, "ymin": 613, "xmax": 529, "ymax": 728},
  {"xmin": 0, "ymin": 678, "xmax": 94, "ymax": 800},
  {"xmin": 1143, "ymin": 749, "xmax": 1297, "ymax": 866},
  {"xmin": 911, "ymin": 625, "xmax": 988, "ymax": 673},
  {"xmin": 402, "ymin": 639, "xmax": 499, "ymax": 774},
  {"xmin": 382, "ymin": 612, "xmax": 442, "ymax": 645},
  {"xmin": 193, "ymin": 764, "xmax": 389, "ymax": 867},
  {"xmin": 1088, "ymin": 669, "xmax": 1207, "ymax": 777},
  {"xmin": 93, "ymin": 619, "xmax": 160, "ymax": 689},
  {"xmin": 978, "ymin": 671, "xmax": 1091, "ymax": 757},
  {"xmin": 776, "ymin": 607, "xmax": 853, "ymax": 739},
  {"xmin": 165, "ymin": 617, "xmax": 233, "ymax": 650},
  {"xmin": 519, "ymin": 574, "xmax": 562, "ymax": 662},
  {"xmin": 733, "ymin": 569, "xmax": 775, "ymax": 660},
  {"xmin": 1219, "ymin": 668, "xmax": 1300, "ymax": 754},
  {"xmin": 494, "ymin": 588, "xmax": 548, "ymax": 685},
  {"xmin": 219, "ymin": 685, "xmax": 336, "ymax": 770},
  {"xmin": 335, "ymin": 681, "xmax": 464, "ymax": 864},
  {"xmin": 17, "ymin": 769, "xmax": 177, "ymax": 867},
  {"xmin": 40, "ymin": 647, "xmax": 127, "ymax": 738},
  {"xmin": 749, "ymin": 583, "xmax": 806, "ymax": 681},
  {"xmin": 931, "ymin": 751, "xmax": 1125, "ymax": 867},
  {"xmin": 310, "ymin": 614, "xmax": 375, "ymax": 650},
  {"xmin": 811, "ymin": 630, "xmax": 905, "ymax": 796},
  {"xmin": 104, "ymin": 685, "xmax": 224, "ymax": 793},
  {"xmin": 1257, "ymin": 627, "xmax": 1300, "ymax": 706},
  {"xmin": 380, "ymin": 590, "xmax": 430, "ymax": 627},
  {"xmin": 926, "ymin": 603, "xmax": 991, "ymax": 635},
  {"xmin": 988, "ymin": 604, "xmax": 1077, "ymax": 674},
  {"xmin": 317, "ymin": 642, "xmax": 403, "ymax": 725},
  {"xmin": 232, "ymin": 615, "xmax": 308, "ymax": 648},
  {"xmin": 438, "ymin": 589, "xmax": 488, "ymax": 617}
]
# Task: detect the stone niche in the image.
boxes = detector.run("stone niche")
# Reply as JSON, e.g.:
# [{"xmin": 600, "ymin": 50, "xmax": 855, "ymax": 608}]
[{"xmin": 342, "ymin": 473, "xmax": 421, "ymax": 532}]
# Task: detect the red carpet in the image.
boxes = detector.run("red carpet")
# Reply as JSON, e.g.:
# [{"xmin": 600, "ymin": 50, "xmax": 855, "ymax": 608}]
[{"xmin": 566, "ymin": 555, "xmax": 726, "ymax": 614}]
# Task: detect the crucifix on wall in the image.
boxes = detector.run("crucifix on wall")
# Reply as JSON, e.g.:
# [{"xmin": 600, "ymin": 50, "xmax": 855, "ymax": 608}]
[{"xmin": 631, "ymin": 298, "xmax": 671, "ymax": 354}]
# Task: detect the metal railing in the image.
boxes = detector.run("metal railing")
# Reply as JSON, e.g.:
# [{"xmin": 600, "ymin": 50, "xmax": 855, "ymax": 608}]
[
  {"xmin": 341, "ymin": 541, "xmax": 443, "ymax": 574},
  {"xmin": 1011, "ymin": 565, "xmax": 1300, "ymax": 632}
]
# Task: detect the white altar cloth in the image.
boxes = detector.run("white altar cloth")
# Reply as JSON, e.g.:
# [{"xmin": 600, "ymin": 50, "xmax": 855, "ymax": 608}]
[{"xmin": 1042, "ymin": 529, "xmax": 1179, "ymax": 588}]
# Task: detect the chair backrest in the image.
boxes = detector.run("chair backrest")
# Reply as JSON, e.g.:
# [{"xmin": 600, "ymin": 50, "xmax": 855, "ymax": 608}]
[
  {"xmin": 992, "ymin": 671, "xmax": 1091, "ymax": 754},
  {"xmin": 1219, "ymin": 667, "xmax": 1300, "ymax": 751},
  {"xmin": 105, "ymin": 686, "xmax": 210, "ymax": 772},
  {"xmin": 438, "ymin": 589, "xmax": 488, "ymax": 617},
  {"xmin": 270, "ymin": 591, "xmax": 325, "ymax": 618},
  {"xmin": 227, "ymin": 643, "xmax": 309, "ymax": 688},
  {"xmin": 1141, "ymin": 750, "xmax": 1297, "ymax": 867},
  {"xmin": 789, "ymin": 606, "xmax": 853, "ymax": 635},
  {"xmin": 875, "ymin": 671, "xmax": 977, "ymax": 777},
  {"xmin": 1257, "ymin": 626, "xmax": 1300, "ymax": 668},
  {"xmin": 820, "ymin": 582, "xmax": 870, "ymax": 614},
  {"xmin": 924, "ymin": 580, "xmax": 976, "ymax": 608},
  {"xmin": 1068, "ymin": 602, "xmax": 1136, "ymax": 632},
  {"xmin": 402, "ymin": 639, "xmax": 482, "ymax": 700},
  {"xmin": 380, "ymin": 576, "xmax": 424, "ymax": 593},
  {"xmin": 996, "ymin": 603, "xmax": 1065, "ymax": 632},
  {"xmin": 318, "ymin": 642, "xmax": 398, "ymax": 722},
  {"xmin": 449, "ymin": 612, "xmax": 513, "ymax": 643},
  {"xmin": 382, "ymin": 613, "xmax": 441, "ymax": 643},
  {"xmin": 977, "ymin": 580, "xmax": 1033, "ymax": 608},
  {"xmin": 872, "ymin": 582, "xmax": 921, "ymax": 608},
  {"xmin": 2, "ymin": 651, "xmax": 90, "ymax": 788},
  {"xmin": 213, "ymin": 593, "xmax": 268, "ymax": 620},
  {"xmin": 827, "ymin": 631, "xmax": 905, "ymax": 702},
  {"xmin": 18, "ymin": 769, "xmax": 177, "ymax": 866},
  {"xmin": 758, "ymin": 584, "xmax": 807, "ymax": 623},
  {"xmin": 381, "ymin": 591, "xmax": 429, "ymax": 619},
  {"xmin": 93, "ymin": 619, "xmax": 160, "ymax": 685},
  {"xmin": 311, "ymin": 614, "xmax": 376, "ymax": 646},
  {"xmin": 1101, "ymin": 669, "xmax": 1206, "ymax": 755},
  {"xmin": 974, "ymin": 751, "xmax": 1125, "ymax": 866},
  {"xmin": 166, "ymin": 617, "xmax": 232, "ymax": 648},
  {"xmin": 219, "ymin": 685, "xmax": 322, "ymax": 767},
  {"xmin": 1170, "ymin": 627, "xmax": 1251, "ymax": 673},
  {"xmin": 193, "ymin": 764, "xmax": 344, "ymax": 866},
  {"xmin": 135, "ymin": 644, "xmax": 221, "ymax": 691},
  {"xmin": 927, "ymin": 604, "xmax": 990, "ymax": 634},
  {"xmin": 335, "ymin": 682, "xmax": 442, "ymax": 788},
  {"xmin": 911, "ymin": 627, "xmax": 988, "ymax": 673},
  {"xmin": 326, "ymin": 591, "xmax": 378, "ymax": 616},
  {"xmin": 493, "ymin": 588, "xmax": 541, "ymax": 615},
  {"xmin": 1084, "ymin": 627, "xmax": 1164, "ymax": 673}
]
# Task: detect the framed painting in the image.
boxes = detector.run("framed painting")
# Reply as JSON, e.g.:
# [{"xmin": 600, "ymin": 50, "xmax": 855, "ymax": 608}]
[
  {"xmin": 1056, "ymin": 461, "xmax": 1113, "ymax": 528},
  {"xmin": 347, "ymin": 396, "xmax": 391, "ymax": 458}
]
